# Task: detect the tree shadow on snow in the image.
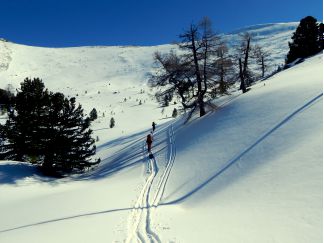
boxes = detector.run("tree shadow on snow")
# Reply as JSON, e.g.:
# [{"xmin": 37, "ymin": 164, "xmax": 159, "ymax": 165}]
[
  {"xmin": 0, "ymin": 206, "xmax": 134, "ymax": 233},
  {"xmin": 0, "ymin": 163, "xmax": 58, "ymax": 185},
  {"xmin": 85, "ymin": 120, "xmax": 175, "ymax": 181}
]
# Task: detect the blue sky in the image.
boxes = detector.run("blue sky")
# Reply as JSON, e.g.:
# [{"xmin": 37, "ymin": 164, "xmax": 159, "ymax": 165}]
[{"xmin": 0, "ymin": 0, "xmax": 322, "ymax": 47}]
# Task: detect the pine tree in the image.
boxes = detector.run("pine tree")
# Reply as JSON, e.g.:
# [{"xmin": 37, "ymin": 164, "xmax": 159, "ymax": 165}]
[
  {"xmin": 1, "ymin": 78, "xmax": 50, "ymax": 161},
  {"xmin": 286, "ymin": 16, "xmax": 321, "ymax": 64},
  {"xmin": 319, "ymin": 23, "xmax": 324, "ymax": 50},
  {"xmin": 0, "ymin": 124, "xmax": 6, "ymax": 159},
  {"xmin": 89, "ymin": 108, "xmax": 98, "ymax": 121},
  {"xmin": 0, "ymin": 88, "xmax": 14, "ymax": 109},
  {"xmin": 110, "ymin": 117, "xmax": 115, "ymax": 128},
  {"xmin": 0, "ymin": 78, "xmax": 99, "ymax": 175},
  {"xmin": 41, "ymin": 94, "xmax": 98, "ymax": 174}
]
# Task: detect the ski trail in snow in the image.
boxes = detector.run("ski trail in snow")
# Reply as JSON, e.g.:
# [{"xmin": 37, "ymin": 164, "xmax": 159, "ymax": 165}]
[
  {"xmin": 125, "ymin": 141, "xmax": 160, "ymax": 243},
  {"xmin": 125, "ymin": 124, "xmax": 176, "ymax": 243},
  {"xmin": 151, "ymin": 125, "xmax": 176, "ymax": 206},
  {"xmin": 143, "ymin": 156, "xmax": 161, "ymax": 243}
]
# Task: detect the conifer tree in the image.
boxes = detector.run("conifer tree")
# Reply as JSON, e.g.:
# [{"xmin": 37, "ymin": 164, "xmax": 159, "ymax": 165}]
[
  {"xmin": 150, "ymin": 17, "xmax": 221, "ymax": 117},
  {"xmin": 0, "ymin": 78, "xmax": 99, "ymax": 175},
  {"xmin": 110, "ymin": 117, "xmax": 115, "ymax": 128},
  {"xmin": 236, "ymin": 32, "xmax": 254, "ymax": 91},
  {"xmin": 1, "ymin": 78, "xmax": 50, "ymax": 161},
  {"xmin": 0, "ymin": 124, "xmax": 5, "ymax": 159},
  {"xmin": 41, "ymin": 94, "xmax": 98, "ymax": 173},
  {"xmin": 286, "ymin": 16, "xmax": 321, "ymax": 64},
  {"xmin": 89, "ymin": 108, "xmax": 98, "ymax": 121},
  {"xmin": 214, "ymin": 42, "xmax": 234, "ymax": 94}
]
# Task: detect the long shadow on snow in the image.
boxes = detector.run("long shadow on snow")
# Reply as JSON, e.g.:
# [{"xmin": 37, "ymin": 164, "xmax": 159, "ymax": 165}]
[
  {"xmin": 81, "ymin": 120, "xmax": 174, "ymax": 180},
  {"xmin": 0, "ymin": 163, "xmax": 61, "ymax": 185},
  {"xmin": 96, "ymin": 128, "xmax": 150, "ymax": 152},
  {"xmin": 0, "ymin": 203, "xmax": 167, "ymax": 234},
  {"xmin": 161, "ymin": 93, "xmax": 323, "ymax": 206},
  {"xmin": 0, "ymin": 207, "xmax": 133, "ymax": 233}
]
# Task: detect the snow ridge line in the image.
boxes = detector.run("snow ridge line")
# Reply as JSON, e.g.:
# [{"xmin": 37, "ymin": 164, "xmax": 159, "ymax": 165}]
[{"xmin": 151, "ymin": 125, "xmax": 176, "ymax": 206}]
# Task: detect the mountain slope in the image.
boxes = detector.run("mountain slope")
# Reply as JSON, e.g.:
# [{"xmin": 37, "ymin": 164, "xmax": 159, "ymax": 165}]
[
  {"xmin": 154, "ymin": 54, "xmax": 323, "ymax": 242},
  {"xmin": 0, "ymin": 54, "xmax": 322, "ymax": 243},
  {"xmin": 0, "ymin": 23, "xmax": 322, "ymax": 243},
  {"xmin": 0, "ymin": 22, "xmax": 298, "ymax": 142}
]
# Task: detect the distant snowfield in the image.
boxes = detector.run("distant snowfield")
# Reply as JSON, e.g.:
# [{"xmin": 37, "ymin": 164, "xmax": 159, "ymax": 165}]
[{"xmin": 0, "ymin": 23, "xmax": 322, "ymax": 243}]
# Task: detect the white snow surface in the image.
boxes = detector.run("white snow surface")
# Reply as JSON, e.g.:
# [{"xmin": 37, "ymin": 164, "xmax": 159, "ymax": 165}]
[{"xmin": 0, "ymin": 23, "xmax": 322, "ymax": 243}]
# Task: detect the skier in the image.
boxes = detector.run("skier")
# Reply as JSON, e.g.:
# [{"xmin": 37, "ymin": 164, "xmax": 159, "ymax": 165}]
[
  {"xmin": 152, "ymin": 122, "xmax": 156, "ymax": 132},
  {"xmin": 146, "ymin": 133, "xmax": 153, "ymax": 153}
]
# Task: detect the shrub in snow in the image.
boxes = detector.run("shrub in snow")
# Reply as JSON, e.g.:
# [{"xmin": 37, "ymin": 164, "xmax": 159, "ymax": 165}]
[
  {"xmin": 163, "ymin": 95, "xmax": 169, "ymax": 107},
  {"xmin": 172, "ymin": 108, "xmax": 178, "ymax": 118}
]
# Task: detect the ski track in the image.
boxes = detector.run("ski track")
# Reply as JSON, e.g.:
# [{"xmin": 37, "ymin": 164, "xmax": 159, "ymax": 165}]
[{"xmin": 125, "ymin": 124, "xmax": 176, "ymax": 243}]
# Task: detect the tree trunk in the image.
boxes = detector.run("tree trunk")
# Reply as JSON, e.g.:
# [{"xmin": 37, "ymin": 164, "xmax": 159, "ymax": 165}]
[
  {"xmin": 191, "ymin": 29, "xmax": 205, "ymax": 117},
  {"xmin": 243, "ymin": 36, "xmax": 251, "ymax": 86},
  {"xmin": 198, "ymin": 96, "xmax": 206, "ymax": 116},
  {"xmin": 261, "ymin": 56, "xmax": 265, "ymax": 78},
  {"xmin": 239, "ymin": 58, "xmax": 247, "ymax": 93}
]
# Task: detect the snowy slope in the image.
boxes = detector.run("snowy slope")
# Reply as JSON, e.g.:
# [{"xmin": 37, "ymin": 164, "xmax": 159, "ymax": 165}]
[
  {"xmin": 154, "ymin": 54, "xmax": 323, "ymax": 242},
  {"xmin": 0, "ymin": 53, "xmax": 321, "ymax": 243},
  {"xmin": 0, "ymin": 22, "xmax": 298, "ymax": 142},
  {"xmin": 224, "ymin": 22, "xmax": 298, "ymax": 69},
  {"xmin": 0, "ymin": 22, "xmax": 322, "ymax": 243}
]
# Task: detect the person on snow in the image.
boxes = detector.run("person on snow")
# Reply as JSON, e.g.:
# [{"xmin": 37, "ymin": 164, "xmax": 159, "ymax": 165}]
[
  {"xmin": 146, "ymin": 133, "xmax": 153, "ymax": 153},
  {"xmin": 152, "ymin": 122, "xmax": 156, "ymax": 132}
]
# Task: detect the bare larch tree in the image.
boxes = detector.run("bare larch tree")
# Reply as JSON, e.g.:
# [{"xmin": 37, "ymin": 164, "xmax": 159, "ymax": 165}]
[{"xmin": 150, "ymin": 17, "xmax": 220, "ymax": 117}]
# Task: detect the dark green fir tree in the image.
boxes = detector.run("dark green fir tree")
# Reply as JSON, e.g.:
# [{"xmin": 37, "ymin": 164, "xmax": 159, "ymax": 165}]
[
  {"xmin": 286, "ymin": 16, "xmax": 321, "ymax": 64},
  {"xmin": 0, "ymin": 78, "xmax": 99, "ymax": 176}
]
